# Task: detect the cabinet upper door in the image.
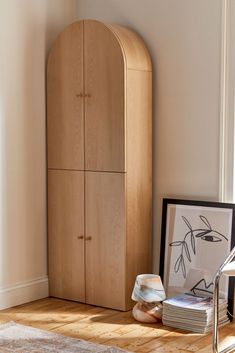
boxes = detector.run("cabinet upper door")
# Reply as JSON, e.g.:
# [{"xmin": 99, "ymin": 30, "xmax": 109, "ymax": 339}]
[
  {"xmin": 47, "ymin": 22, "xmax": 84, "ymax": 170},
  {"xmin": 84, "ymin": 20, "xmax": 126, "ymax": 172}
]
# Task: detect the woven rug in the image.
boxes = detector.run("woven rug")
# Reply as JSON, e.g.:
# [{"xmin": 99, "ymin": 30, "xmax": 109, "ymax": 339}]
[{"xmin": 0, "ymin": 322, "xmax": 130, "ymax": 353}]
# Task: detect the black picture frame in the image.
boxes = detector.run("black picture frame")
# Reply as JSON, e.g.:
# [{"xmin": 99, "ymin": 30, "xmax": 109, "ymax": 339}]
[{"xmin": 160, "ymin": 198, "xmax": 235, "ymax": 318}]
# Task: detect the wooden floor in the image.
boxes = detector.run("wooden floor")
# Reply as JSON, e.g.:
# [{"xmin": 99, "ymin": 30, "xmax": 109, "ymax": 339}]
[{"xmin": 0, "ymin": 297, "xmax": 234, "ymax": 352}]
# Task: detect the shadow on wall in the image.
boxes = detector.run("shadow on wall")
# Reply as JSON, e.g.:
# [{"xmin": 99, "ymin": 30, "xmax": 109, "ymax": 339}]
[
  {"xmin": 0, "ymin": 0, "xmax": 77, "ymax": 287},
  {"xmin": 45, "ymin": 0, "xmax": 78, "ymax": 57}
]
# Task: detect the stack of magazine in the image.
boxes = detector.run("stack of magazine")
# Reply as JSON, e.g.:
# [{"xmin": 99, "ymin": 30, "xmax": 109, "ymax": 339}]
[{"xmin": 162, "ymin": 293, "xmax": 229, "ymax": 333}]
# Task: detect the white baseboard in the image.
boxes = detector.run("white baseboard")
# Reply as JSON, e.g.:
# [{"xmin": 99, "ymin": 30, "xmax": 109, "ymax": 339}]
[{"xmin": 0, "ymin": 276, "xmax": 49, "ymax": 310}]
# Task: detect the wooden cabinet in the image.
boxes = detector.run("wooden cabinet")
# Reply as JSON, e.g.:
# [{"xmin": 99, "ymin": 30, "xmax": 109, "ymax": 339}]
[{"xmin": 47, "ymin": 20, "xmax": 152, "ymax": 310}]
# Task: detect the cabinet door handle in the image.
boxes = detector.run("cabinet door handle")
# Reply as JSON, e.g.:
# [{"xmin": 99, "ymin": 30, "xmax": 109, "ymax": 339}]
[
  {"xmin": 76, "ymin": 93, "xmax": 83, "ymax": 98},
  {"xmin": 85, "ymin": 236, "xmax": 92, "ymax": 241},
  {"xmin": 77, "ymin": 235, "xmax": 84, "ymax": 239},
  {"xmin": 84, "ymin": 93, "xmax": 91, "ymax": 98}
]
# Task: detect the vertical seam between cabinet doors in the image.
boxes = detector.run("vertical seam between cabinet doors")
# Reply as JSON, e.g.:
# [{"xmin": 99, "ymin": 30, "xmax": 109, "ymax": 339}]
[
  {"xmin": 104, "ymin": 23, "xmax": 128, "ymax": 307},
  {"xmin": 124, "ymin": 66, "xmax": 127, "ymax": 308},
  {"xmin": 83, "ymin": 20, "xmax": 87, "ymax": 302},
  {"xmin": 46, "ymin": 50, "xmax": 49, "ymax": 286},
  {"xmin": 103, "ymin": 23, "xmax": 127, "ymax": 174}
]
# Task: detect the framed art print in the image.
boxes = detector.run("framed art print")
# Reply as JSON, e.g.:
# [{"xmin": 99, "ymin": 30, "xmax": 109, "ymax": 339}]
[{"xmin": 160, "ymin": 199, "xmax": 235, "ymax": 316}]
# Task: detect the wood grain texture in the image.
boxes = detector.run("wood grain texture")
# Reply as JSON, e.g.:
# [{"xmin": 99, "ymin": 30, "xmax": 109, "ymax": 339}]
[
  {"xmin": 125, "ymin": 69, "xmax": 152, "ymax": 308},
  {"xmin": 106, "ymin": 23, "xmax": 152, "ymax": 71},
  {"xmin": 48, "ymin": 170, "xmax": 85, "ymax": 302},
  {"xmin": 47, "ymin": 22, "xmax": 84, "ymax": 170},
  {"xmin": 85, "ymin": 172, "xmax": 126, "ymax": 310},
  {"xmin": 0, "ymin": 298, "xmax": 234, "ymax": 353},
  {"xmin": 84, "ymin": 20, "xmax": 126, "ymax": 172}
]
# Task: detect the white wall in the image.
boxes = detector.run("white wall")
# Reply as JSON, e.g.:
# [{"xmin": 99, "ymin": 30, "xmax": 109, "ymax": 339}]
[
  {"xmin": 0, "ymin": 0, "xmax": 77, "ymax": 309},
  {"xmin": 76, "ymin": 0, "xmax": 223, "ymax": 272},
  {"xmin": 221, "ymin": 0, "xmax": 235, "ymax": 203}
]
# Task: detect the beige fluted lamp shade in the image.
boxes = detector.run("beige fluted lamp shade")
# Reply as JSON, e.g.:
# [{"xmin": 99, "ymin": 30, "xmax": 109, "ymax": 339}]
[
  {"xmin": 132, "ymin": 274, "xmax": 166, "ymax": 302},
  {"xmin": 131, "ymin": 274, "xmax": 166, "ymax": 323}
]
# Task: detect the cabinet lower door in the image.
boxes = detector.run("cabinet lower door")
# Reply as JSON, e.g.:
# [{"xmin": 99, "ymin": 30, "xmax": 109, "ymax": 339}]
[
  {"xmin": 85, "ymin": 172, "xmax": 126, "ymax": 310},
  {"xmin": 48, "ymin": 170, "xmax": 85, "ymax": 302}
]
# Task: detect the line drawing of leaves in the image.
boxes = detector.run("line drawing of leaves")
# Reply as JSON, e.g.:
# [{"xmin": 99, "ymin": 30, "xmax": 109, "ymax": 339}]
[
  {"xmin": 183, "ymin": 241, "xmax": 191, "ymax": 262},
  {"xmin": 181, "ymin": 257, "xmax": 186, "ymax": 278},
  {"xmin": 182, "ymin": 216, "xmax": 192, "ymax": 230},
  {"xmin": 200, "ymin": 215, "xmax": 212, "ymax": 230},
  {"xmin": 174, "ymin": 255, "xmax": 182, "ymax": 273},
  {"xmin": 170, "ymin": 241, "xmax": 182, "ymax": 247},
  {"xmin": 190, "ymin": 233, "xmax": 196, "ymax": 254},
  {"xmin": 194, "ymin": 230, "xmax": 210, "ymax": 238}
]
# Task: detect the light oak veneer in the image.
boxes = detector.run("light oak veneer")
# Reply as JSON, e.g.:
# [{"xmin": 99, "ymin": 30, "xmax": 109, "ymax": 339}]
[
  {"xmin": 47, "ymin": 22, "xmax": 84, "ymax": 170},
  {"xmin": 48, "ymin": 170, "xmax": 85, "ymax": 302}
]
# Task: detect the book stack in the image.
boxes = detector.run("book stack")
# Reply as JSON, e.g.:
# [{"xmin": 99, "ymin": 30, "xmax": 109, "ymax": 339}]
[{"xmin": 162, "ymin": 293, "xmax": 229, "ymax": 333}]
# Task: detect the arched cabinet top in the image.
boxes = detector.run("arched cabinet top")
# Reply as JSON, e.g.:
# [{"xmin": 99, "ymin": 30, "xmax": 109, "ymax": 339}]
[
  {"xmin": 48, "ymin": 19, "xmax": 152, "ymax": 72},
  {"xmin": 104, "ymin": 22, "xmax": 152, "ymax": 71}
]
